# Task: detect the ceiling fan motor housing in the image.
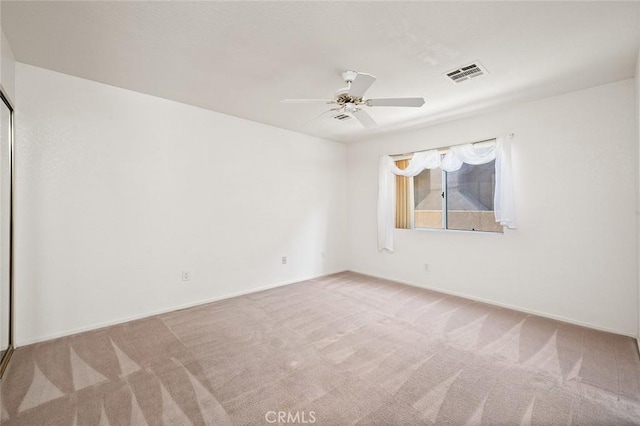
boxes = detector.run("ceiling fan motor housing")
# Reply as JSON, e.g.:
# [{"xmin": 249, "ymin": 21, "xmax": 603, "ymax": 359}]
[{"xmin": 335, "ymin": 91, "xmax": 364, "ymax": 106}]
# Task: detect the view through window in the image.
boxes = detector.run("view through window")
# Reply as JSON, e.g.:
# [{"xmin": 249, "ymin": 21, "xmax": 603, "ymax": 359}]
[{"xmin": 402, "ymin": 158, "xmax": 502, "ymax": 233}]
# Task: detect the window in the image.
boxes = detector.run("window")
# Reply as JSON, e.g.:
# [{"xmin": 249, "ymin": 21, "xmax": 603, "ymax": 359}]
[
  {"xmin": 396, "ymin": 158, "xmax": 503, "ymax": 233},
  {"xmin": 379, "ymin": 135, "xmax": 514, "ymax": 251}
]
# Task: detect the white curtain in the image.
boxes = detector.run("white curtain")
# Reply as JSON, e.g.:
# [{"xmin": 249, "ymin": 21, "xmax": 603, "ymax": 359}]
[{"xmin": 378, "ymin": 135, "xmax": 516, "ymax": 252}]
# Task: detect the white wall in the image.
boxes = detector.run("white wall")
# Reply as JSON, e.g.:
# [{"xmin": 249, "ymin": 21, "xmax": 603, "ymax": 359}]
[
  {"xmin": 12, "ymin": 61, "xmax": 639, "ymax": 344},
  {"xmin": 0, "ymin": 31, "xmax": 14, "ymax": 104},
  {"xmin": 348, "ymin": 79, "xmax": 638, "ymax": 336},
  {"xmin": 0, "ymin": 0, "xmax": 16, "ymax": 104},
  {"xmin": 14, "ymin": 63, "xmax": 348, "ymax": 345}
]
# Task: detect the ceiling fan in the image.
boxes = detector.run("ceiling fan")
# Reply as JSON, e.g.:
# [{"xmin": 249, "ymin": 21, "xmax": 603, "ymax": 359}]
[{"xmin": 281, "ymin": 70, "xmax": 425, "ymax": 129}]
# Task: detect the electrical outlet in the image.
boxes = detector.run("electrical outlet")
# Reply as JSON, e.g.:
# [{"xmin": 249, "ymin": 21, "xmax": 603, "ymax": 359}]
[
  {"xmin": 424, "ymin": 263, "xmax": 430, "ymax": 272},
  {"xmin": 182, "ymin": 270, "xmax": 192, "ymax": 281},
  {"xmin": 321, "ymin": 251, "xmax": 326, "ymax": 259},
  {"xmin": 282, "ymin": 256, "xmax": 287, "ymax": 265}
]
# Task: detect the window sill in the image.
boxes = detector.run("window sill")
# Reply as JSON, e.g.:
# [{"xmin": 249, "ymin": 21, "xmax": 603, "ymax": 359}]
[{"xmin": 395, "ymin": 227, "xmax": 503, "ymax": 235}]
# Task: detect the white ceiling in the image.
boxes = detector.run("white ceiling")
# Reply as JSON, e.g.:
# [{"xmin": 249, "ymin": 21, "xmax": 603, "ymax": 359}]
[{"xmin": 3, "ymin": 1, "xmax": 640, "ymax": 143}]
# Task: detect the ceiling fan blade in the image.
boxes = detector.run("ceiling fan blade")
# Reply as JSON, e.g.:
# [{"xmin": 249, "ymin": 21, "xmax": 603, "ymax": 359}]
[
  {"xmin": 281, "ymin": 99, "xmax": 334, "ymax": 104},
  {"xmin": 304, "ymin": 108, "xmax": 340, "ymax": 126},
  {"xmin": 352, "ymin": 109, "xmax": 376, "ymax": 129},
  {"xmin": 367, "ymin": 97, "xmax": 425, "ymax": 107},
  {"xmin": 348, "ymin": 73, "xmax": 376, "ymax": 98}
]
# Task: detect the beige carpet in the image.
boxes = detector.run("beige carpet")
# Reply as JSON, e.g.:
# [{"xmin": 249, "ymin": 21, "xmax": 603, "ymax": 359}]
[{"xmin": 2, "ymin": 271, "xmax": 640, "ymax": 425}]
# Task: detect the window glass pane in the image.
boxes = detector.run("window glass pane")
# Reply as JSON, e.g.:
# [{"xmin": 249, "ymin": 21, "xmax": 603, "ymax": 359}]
[
  {"xmin": 414, "ymin": 168, "xmax": 443, "ymax": 229},
  {"xmin": 446, "ymin": 160, "xmax": 503, "ymax": 233}
]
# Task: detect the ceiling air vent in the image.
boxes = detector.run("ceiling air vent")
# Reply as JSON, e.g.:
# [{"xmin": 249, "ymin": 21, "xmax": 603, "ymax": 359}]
[
  {"xmin": 333, "ymin": 113, "xmax": 352, "ymax": 121},
  {"xmin": 445, "ymin": 62, "xmax": 488, "ymax": 84}
]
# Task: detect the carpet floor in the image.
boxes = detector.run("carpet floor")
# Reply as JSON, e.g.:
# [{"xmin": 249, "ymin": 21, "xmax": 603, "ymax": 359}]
[{"xmin": 2, "ymin": 271, "xmax": 640, "ymax": 425}]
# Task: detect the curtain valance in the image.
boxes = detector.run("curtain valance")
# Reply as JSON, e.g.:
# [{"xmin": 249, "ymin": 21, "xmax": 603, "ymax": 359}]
[{"xmin": 378, "ymin": 135, "xmax": 516, "ymax": 252}]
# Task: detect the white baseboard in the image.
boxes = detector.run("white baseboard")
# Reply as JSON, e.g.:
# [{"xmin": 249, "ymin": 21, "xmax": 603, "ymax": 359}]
[
  {"xmin": 16, "ymin": 269, "xmax": 348, "ymax": 347},
  {"xmin": 349, "ymin": 269, "xmax": 638, "ymax": 339},
  {"xmin": 19, "ymin": 268, "xmax": 637, "ymax": 347}
]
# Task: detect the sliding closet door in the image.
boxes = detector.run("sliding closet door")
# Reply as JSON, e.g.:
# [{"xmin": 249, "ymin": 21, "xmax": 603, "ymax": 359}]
[{"xmin": 0, "ymin": 88, "xmax": 13, "ymax": 377}]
